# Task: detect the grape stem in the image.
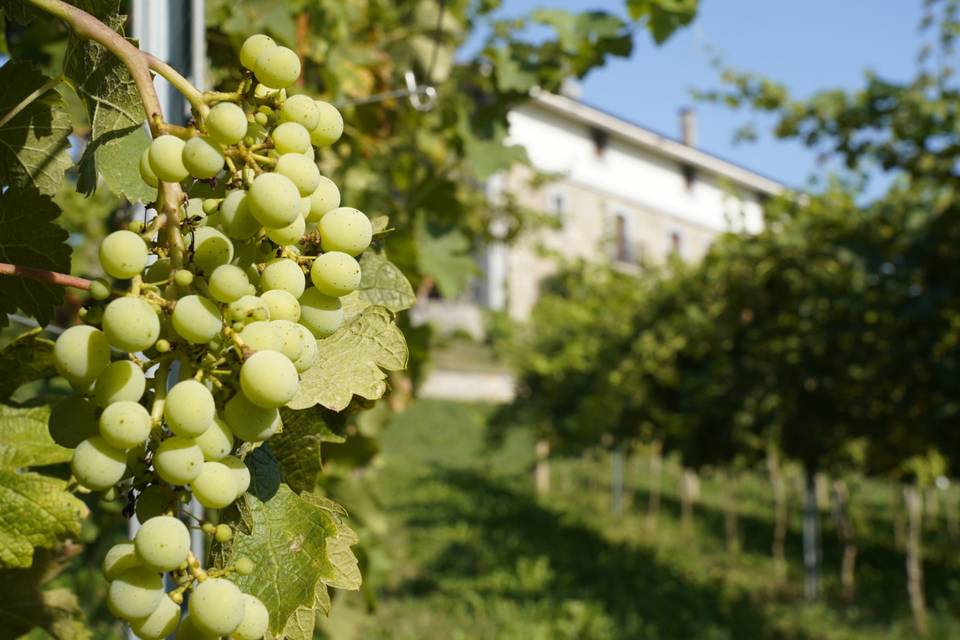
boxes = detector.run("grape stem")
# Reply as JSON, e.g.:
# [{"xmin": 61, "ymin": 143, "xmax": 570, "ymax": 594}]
[
  {"xmin": 149, "ymin": 358, "xmax": 172, "ymax": 427},
  {"xmin": 143, "ymin": 52, "xmax": 209, "ymax": 119},
  {"xmin": 0, "ymin": 262, "xmax": 92, "ymax": 291}
]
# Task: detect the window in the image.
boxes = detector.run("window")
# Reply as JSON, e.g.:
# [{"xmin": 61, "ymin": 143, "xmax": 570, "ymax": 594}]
[
  {"xmin": 590, "ymin": 127, "xmax": 608, "ymax": 157},
  {"xmin": 614, "ymin": 214, "xmax": 631, "ymax": 263},
  {"xmin": 548, "ymin": 191, "xmax": 566, "ymax": 225},
  {"xmin": 680, "ymin": 163, "xmax": 696, "ymax": 191},
  {"xmin": 669, "ymin": 230, "xmax": 683, "ymax": 256}
]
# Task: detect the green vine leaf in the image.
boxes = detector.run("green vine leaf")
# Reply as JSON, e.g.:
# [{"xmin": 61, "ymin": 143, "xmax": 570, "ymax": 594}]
[
  {"xmin": 0, "ymin": 547, "xmax": 90, "ymax": 640},
  {"xmin": 341, "ymin": 250, "xmax": 416, "ymax": 323},
  {"xmin": 0, "ymin": 187, "xmax": 72, "ymax": 328},
  {"xmin": 273, "ymin": 407, "xmax": 344, "ymax": 493},
  {"xmin": 626, "ymin": 0, "xmax": 699, "ymax": 44},
  {"xmin": 0, "ymin": 405, "xmax": 88, "ymax": 569},
  {"xmin": 64, "ymin": 14, "xmax": 156, "ymax": 203},
  {"xmin": 288, "ymin": 306, "xmax": 408, "ymax": 411},
  {"xmin": 0, "ymin": 329, "xmax": 56, "ymax": 402},
  {"xmin": 415, "ymin": 214, "xmax": 478, "ymax": 298},
  {"xmin": 0, "ymin": 61, "xmax": 72, "ymax": 196}
]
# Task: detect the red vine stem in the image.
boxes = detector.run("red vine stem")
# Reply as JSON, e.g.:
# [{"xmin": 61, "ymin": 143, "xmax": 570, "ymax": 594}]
[{"xmin": 0, "ymin": 263, "xmax": 92, "ymax": 291}]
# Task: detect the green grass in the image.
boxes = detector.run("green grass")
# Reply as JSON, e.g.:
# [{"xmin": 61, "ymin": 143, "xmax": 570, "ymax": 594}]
[{"xmin": 319, "ymin": 399, "xmax": 960, "ymax": 640}]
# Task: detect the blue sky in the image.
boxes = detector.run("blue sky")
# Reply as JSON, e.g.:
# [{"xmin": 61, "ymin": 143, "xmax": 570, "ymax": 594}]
[{"xmin": 497, "ymin": 0, "xmax": 927, "ymax": 190}]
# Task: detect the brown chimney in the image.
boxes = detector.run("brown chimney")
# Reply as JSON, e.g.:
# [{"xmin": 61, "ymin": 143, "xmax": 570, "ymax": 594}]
[{"xmin": 679, "ymin": 107, "xmax": 697, "ymax": 147}]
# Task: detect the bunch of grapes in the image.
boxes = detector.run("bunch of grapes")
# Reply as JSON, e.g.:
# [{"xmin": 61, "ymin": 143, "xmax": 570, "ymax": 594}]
[{"xmin": 48, "ymin": 34, "xmax": 371, "ymax": 639}]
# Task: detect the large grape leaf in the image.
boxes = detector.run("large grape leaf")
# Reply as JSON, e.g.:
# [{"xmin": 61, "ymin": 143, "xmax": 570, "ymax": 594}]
[
  {"xmin": 340, "ymin": 250, "xmax": 416, "ymax": 322},
  {"xmin": 273, "ymin": 407, "xmax": 344, "ymax": 493},
  {"xmin": 0, "ymin": 329, "xmax": 56, "ymax": 402},
  {"xmin": 415, "ymin": 214, "xmax": 478, "ymax": 299},
  {"xmin": 288, "ymin": 306, "xmax": 408, "ymax": 411},
  {"xmin": 0, "ymin": 405, "xmax": 88, "ymax": 568},
  {"xmin": 64, "ymin": 14, "xmax": 155, "ymax": 203},
  {"xmin": 0, "ymin": 547, "xmax": 90, "ymax": 640},
  {"xmin": 0, "ymin": 187, "xmax": 72, "ymax": 328},
  {"xmin": 0, "ymin": 61, "xmax": 72, "ymax": 196}
]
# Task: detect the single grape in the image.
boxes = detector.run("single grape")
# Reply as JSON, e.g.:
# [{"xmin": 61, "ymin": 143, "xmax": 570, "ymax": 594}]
[
  {"xmin": 94, "ymin": 361, "xmax": 145, "ymax": 407},
  {"xmin": 221, "ymin": 455, "xmax": 252, "ymax": 498},
  {"xmin": 107, "ymin": 566, "xmax": 164, "ymax": 620},
  {"xmin": 185, "ymin": 226, "xmax": 235, "ymax": 275},
  {"xmin": 248, "ymin": 173, "xmax": 301, "ymax": 228},
  {"xmin": 130, "ymin": 594, "xmax": 180, "ymax": 640},
  {"xmin": 189, "ymin": 577, "xmax": 245, "ymax": 636},
  {"xmin": 318, "ymin": 207, "xmax": 373, "ymax": 256},
  {"xmin": 310, "ymin": 100, "xmax": 344, "ymax": 147},
  {"xmin": 206, "ymin": 101, "xmax": 249, "ymax": 145},
  {"xmin": 164, "ymin": 379, "xmax": 215, "ymax": 437},
  {"xmin": 235, "ymin": 557, "xmax": 255, "ymax": 575},
  {"xmin": 259, "ymin": 258, "xmax": 306, "ymax": 297},
  {"xmin": 49, "ymin": 394, "xmax": 99, "ymax": 448},
  {"xmin": 306, "ymin": 176, "xmax": 341, "ymax": 222},
  {"xmin": 139, "ymin": 148, "xmax": 158, "ymax": 187},
  {"xmin": 218, "ymin": 191, "xmax": 258, "ymax": 240},
  {"xmin": 89, "ymin": 278, "xmax": 111, "ymax": 301},
  {"xmin": 272, "ymin": 319, "xmax": 308, "ymax": 362},
  {"xmin": 100, "ymin": 230, "xmax": 149, "ymax": 280},
  {"xmin": 135, "ymin": 515, "xmax": 191, "ymax": 572},
  {"xmin": 240, "ymin": 33, "xmax": 276, "ymax": 71},
  {"xmin": 172, "ymin": 295, "xmax": 222, "ymax": 344},
  {"xmin": 280, "ymin": 94, "xmax": 321, "ymax": 130},
  {"xmin": 272, "ymin": 120, "xmax": 311, "ymax": 154},
  {"xmin": 240, "ymin": 350, "xmax": 300, "ymax": 409},
  {"xmin": 182, "ymin": 136, "xmax": 225, "ymax": 179},
  {"xmin": 261, "ymin": 289, "xmax": 300, "ymax": 322},
  {"xmin": 102, "ymin": 296, "xmax": 161, "ymax": 352},
  {"xmin": 240, "ymin": 321, "xmax": 283, "ymax": 352},
  {"xmin": 153, "ymin": 436, "xmax": 204, "ymax": 485},
  {"xmin": 298, "ymin": 288, "xmax": 344, "ymax": 337},
  {"xmin": 191, "ymin": 461, "xmax": 237, "ymax": 509},
  {"xmin": 207, "ymin": 264, "xmax": 249, "ymax": 304},
  {"xmin": 194, "ymin": 417, "xmax": 234, "ymax": 461},
  {"xmin": 214, "ymin": 523, "xmax": 233, "ymax": 542},
  {"xmin": 174, "ymin": 269, "xmax": 194, "ymax": 287},
  {"xmin": 72, "ymin": 436, "xmax": 126, "ymax": 490},
  {"xmin": 101, "ymin": 542, "xmax": 140, "ymax": 580},
  {"xmin": 135, "ymin": 485, "xmax": 176, "ymax": 523},
  {"xmin": 227, "ymin": 295, "xmax": 271, "ymax": 326},
  {"xmin": 310, "ymin": 251, "xmax": 361, "ymax": 297},
  {"xmin": 244, "ymin": 120, "xmax": 269, "ymax": 146},
  {"xmin": 155, "ymin": 338, "xmax": 171, "ymax": 353},
  {"xmin": 202, "ymin": 198, "xmax": 220, "ymax": 214},
  {"xmin": 254, "ymin": 45, "xmax": 301, "ymax": 89},
  {"xmin": 266, "ymin": 213, "xmax": 306, "ymax": 246},
  {"xmin": 148, "ymin": 135, "xmax": 189, "ymax": 183},
  {"xmin": 275, "ymin": 153, "xmax": 321, "ymax": 196},
  {"xmin": 224, "ymin": 393, "xmax": 280, "ymax": 442},
  {"xmin": 233, "ymin": 593, "xmax": 269, "ymax": 640},
  {"xmin": 174, "ymin": 615, "xmax": 210, "ymax": 640},
  {"xmin": 292, "ymin": 324, "xmax": 318, "ymax": 371},
  {"xmin": 99, "ymin": 400, "xmax": 151, "ymax": 450},
  {"xmin": 144, "ymin": 257, "xmax": 171, "ymax": 284}
]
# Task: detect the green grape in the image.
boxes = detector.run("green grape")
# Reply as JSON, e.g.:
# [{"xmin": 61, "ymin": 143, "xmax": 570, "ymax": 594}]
[
  {"xmin": 207, "ymin": 102, "xmax": 248, "ymax": 145},
  {"xmin": 130, "ymin": 594, "xmax": 180, "ymax": 640},
  {"xmin": 255, "ymin": 110, "xmax": 269, "ymax": 126},
  {"xmin": 100, "ymin": 230, "xmax": 149, "ymax": 280},
  {"xmin": 248, "ymin": 173, "xmax": 301, "ymax": 228},
  {"xmin": 233, "ymin": 593, "xmax": 269, "ymax": 640},
  {"xmin": 310, "ymin": 101, "xmax": 343, "ymax": 147},
  {"xmin": 318, "ymin": 207, "xmax": 373, "ymax": 256},
  {"xmin": 182, "ymin": 136, "xmax": 225, "ymax": 179},
  {"xmin": 102, "ymin": 542, "xmax": 140, "ymax": 580},
  {"xmin": 174, "ymin": 615, "xmax": 209, "ymax": 640},
  {"xmin": 202, "ymin": 198, "xmax": 220, "ymax": 215},
  {"xmin": 275, "ymin": 153, "xmax": 321, "ymax": 196},
  {"xmin": 89, "ymin": 278, "xmax": 111, "ymax": 301},
  {"xmin": 201, "ymin": 522, "xmax": 216, "ymax": 535},
  {"xmin": 49, "ymin": 394, "xmax": 99, "ymax": 448},
  {"xmin": 224, "ymin": 393, "xmax": 280, "ymax": 442},
  {"xmin": 148, "ymin": 135, "xmax": 189, "ymax": 183},
  {"xmin": 272, "ymin": 320, "xmax": 308, "ymax": 362},
  {"xmin": 310, "ymin": 251, "xmax": 361, "ymax": 297},
  {"xmin": 298, "ymin": 288, "xmax": 344, "ymax": 338},
  {"xmin": 107, "ymin": 566, "xmax": 164, "ymax": 620},
  {"xmin": 144, "ymin": 257, "xmax": 171, "ymax": 284},
  {"xmin": 190, "ymin": 461, "xmax": 237, "ymax": 509},
  {"xmin": 72, "ymin": 436, "xmax": 126, "ymax": 490},
  {"xmin": 208, "ymin": 264, "xmax": 250, "ymax": 303},
  {"xmin": 240, "ymin": 33, "xmax": 276, "ymax": 71},
  {"xmin": 240, "ymin": 350, "xmax": 300, "ymax": 409},
  {"xmin": 214, "ymin": 523, "xmax": 233, "ymax": 542},
  {"xmin": 292, "ymin": 324, "xmax": 318, "ymax": 372},
  {"xmin": 244, "ymin": 120, "xmax": 269, "ymax": 146},
  {"xmin": 253, "ymin": 45, "xmax": 301, "ymax": 89},
  {"xmin": 266, "ymin": 213, "xmax": 306, "ymax": 246},
  {"xmin": 305, "ymin": 176, "xmax": 341, "ymax": 222},
  {"xmin": 227, "ymin": 295, "xmax": 271, "ymax": 326},
  {"xmin": 153, "ymin": 436, "xmax": 204, "ymax": 485},
  {"xmin": 172, "ymin": 295, "xmax": 222, "ymax": 344},
  {"xmin": 235, "ymin": 556, "xmax": 255, "ymax": 575},
  {"xmin": 174, "ymin": 269, "xmax": 194, "ymax": 287},
  {"xmin": 261, "ymin": 289, "xmax": 300, "ymax": 322},
  {"xmin": 103, "ymin": 296, "xmax": 161, "ymax": 352},
  {"xmin": 259, "ymin": 258, "xmax": 305, "ymax": 297},
  {"xmin": 135, "ymin": 515, "xmax": 191, "ymax": 572},
  {"xmin": 280, "ymin": 94, "xmax": 321, "ymax": 130},
  {"xmin": 99, "ymin": 400, "xmax": 151, "ymax": 450},
  {"xmin": 185, "ymin": 226, "xmax": 235, "ymax": 275},
  {"xmin": 188, "ymin": 577, "xmax": 245, "ymax": 636},
  {"xmin": 221, "ymin": 455, "xmax": 252, "ymax": 497},
  {"xmin": 139, "ymin": 148, "xmax": 158, "ymax": 187},
  {"xmin": 239, "ymin": 321, "xmax": 283, "ymax": 352},
  {"xmin": 155, "ymin": 338, "xmax": 172, "ymax": 353},
  {"xmin": 272, "ymin": 120, "xmax": 311, "ymax": 154},
  {"xmin": 95, "ymin": 361, "xmax": 145, "ymax": 407},
  {"xmin": 219, "ymin": 190, "xmax": 260, "ymax": 239},
  {"xmin": 194, "ymin": 417, "xmax": 234, "ymax": 461},
  {"xmin": 164, "ymin": 380, "xmax": 215, "ymax": 437},
  {"xmin": 135, "ymin": 485, "xmax": 176, "ymax": 522}
]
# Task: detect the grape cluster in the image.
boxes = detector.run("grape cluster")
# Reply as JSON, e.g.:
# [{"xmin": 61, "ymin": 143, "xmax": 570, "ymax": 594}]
[{"xmin": 48, "ymin": 34, "xmax": 370, "ymax": 638}]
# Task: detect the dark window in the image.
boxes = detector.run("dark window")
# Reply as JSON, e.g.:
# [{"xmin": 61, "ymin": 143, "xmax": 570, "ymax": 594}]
[
  {"xmin": 670, "ymin": 230, "xmax": 683, "ymax": 255},
  {"xmin": 615, "ymin": 214, "xmax": 630, "ymax": 262},
  {"xmin": 680, "ymin": 163, "xmax": 696, "ymax": 191},
  {"xmin": 590, "ymin": 127, "xmax": 609, "ymax": 157}
]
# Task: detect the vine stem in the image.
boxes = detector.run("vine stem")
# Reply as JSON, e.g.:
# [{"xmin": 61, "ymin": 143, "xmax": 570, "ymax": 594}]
[
  {"xmin": 144, "ymin": 52, "xmax": 209, "ymax": 118},
  {"xmin": 0, "ymin": 74, "xmax": 64, "ymax": 129},
  {"xmin": 0, "ymin": 263, "xmax": 92, "ymax": 290}
]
